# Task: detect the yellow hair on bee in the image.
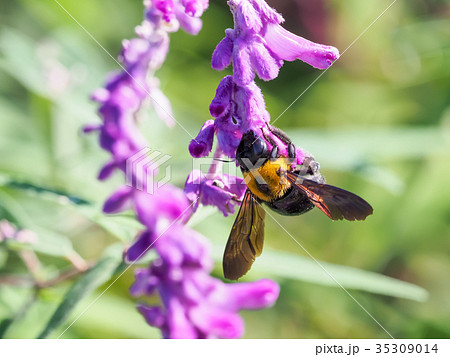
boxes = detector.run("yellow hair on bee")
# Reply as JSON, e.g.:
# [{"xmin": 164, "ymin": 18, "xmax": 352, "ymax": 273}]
[{"xmin": 243, "ymin": 158, "xmax": 292, "ymax": 202}]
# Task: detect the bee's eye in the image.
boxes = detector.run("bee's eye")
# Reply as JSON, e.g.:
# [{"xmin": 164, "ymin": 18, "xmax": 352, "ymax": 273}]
[
  {"xmin": 251, "ymin": 138, "xmax": 266, "ymax": 158},
  {"xmin": 236, "ymin": 131, "xmax": 268, "ymax": 170}
]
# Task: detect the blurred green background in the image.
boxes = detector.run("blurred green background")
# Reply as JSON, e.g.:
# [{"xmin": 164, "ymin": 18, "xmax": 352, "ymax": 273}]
[{"xmin": 0, "ymin": 0, "xmax": 449, "ymax": 338}]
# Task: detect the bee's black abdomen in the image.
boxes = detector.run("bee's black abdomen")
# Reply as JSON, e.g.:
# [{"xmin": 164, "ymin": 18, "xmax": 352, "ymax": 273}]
[{"xmin": 265, "ymin": 186, "xmax": 314, "ymax": 216}]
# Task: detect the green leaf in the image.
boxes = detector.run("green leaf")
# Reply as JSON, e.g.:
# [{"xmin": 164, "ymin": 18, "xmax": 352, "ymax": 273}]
[
  {"xmin": 37, "ymin": 245, "xmax": 124, "ymax": 339},
  {"xmin": 260, "ymin": 250, "xmax": 428, "ymax": 302},
  {"xmin": 73, "ymin": 294, "xmax": 160, "ymax": 338},
  {"xmin": 0, "ymin": 187, "xmax": 74, "ymax": 257},
  {"xmin": 212, "ymin": 247, "xmax": 428, "ymax": 302}
]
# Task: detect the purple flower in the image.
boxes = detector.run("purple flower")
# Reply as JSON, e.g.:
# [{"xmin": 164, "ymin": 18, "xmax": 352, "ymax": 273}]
[
  {"xmin": 212, "ymin": 0, "xmax": 340, "ymax": 85},
  {"xmin": 188, "ymin": 120, "xmax": 215, "ymax": 158},
  {"xmin": 185, "ymin": 169, "xmax": 247, "ymax": 216}
]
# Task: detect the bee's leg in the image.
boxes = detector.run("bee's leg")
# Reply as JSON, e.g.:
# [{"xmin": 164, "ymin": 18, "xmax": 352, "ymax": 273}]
[
  {"xmin": 287, "ymin": 143, "xmax": 296, "ymax": 163},
  {"xmin": 270, "ymin": 145, "xmax": 278, "ymax": 160},
  {"xmin": 262, "ymin": 127, "xmax": 277, "ymax": 148},
  {"xmin": 267, "ymin": 125, "xmax": 292, "ymax": 146}
]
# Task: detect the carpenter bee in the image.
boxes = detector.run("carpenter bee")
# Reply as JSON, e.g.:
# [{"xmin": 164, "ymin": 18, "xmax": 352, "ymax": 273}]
[{"xmin": 223, "ymin": 126, "xmax": 373, "ymax": 280}]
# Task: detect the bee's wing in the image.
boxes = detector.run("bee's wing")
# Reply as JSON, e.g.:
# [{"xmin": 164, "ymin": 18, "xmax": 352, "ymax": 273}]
[
  {"xmin": 223, "ymin": 189, "xmax": 266, "ymax": 280},
  {"xmin": 286, "ymin": 172, "xmax": 373, "ymax": 221}
]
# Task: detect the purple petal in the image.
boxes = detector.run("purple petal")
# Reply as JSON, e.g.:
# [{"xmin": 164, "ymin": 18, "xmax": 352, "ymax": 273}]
[
  {"xmin": 248, "ymin": 0, "xmax": 283, "ymax": 25},
  {"xmin": 184, "ymin": 169, "xmax": 203, "ymax": 201},
  {"xmin": 182, "ymin": 0, "xmax": 209, "ymax": 17},
  {"xmin": 235, "ymin": 0, "xmax": 262, "ymax": 33},
  {"xmin": 211, "ymin": 31, "xmax": 234, "ymax": 71},
  {"xmin": 155, "ymin": 0, "xmax": 175, "ymax": 22},
  {"xmin": 234, "ymin": 83, "xmax": 269, "ymax": 132},
  {"xmin": 150, "ymin": 84, "xmax": 175, "ymax": 128},
  {"xmin": 189, "ymin": 305, "xmax": 244, "ymax": 338},
  {"xmin": 232, "ymin": 37, "xmax": 254, "ymax": 86},
  {"xmin": 127, "ymin": 230, "xmax": 154, "ymax": 262},
  {"xmin": 175, "ymin": 3, "xmax": 203, "ymax": 35},
  {"xmin": 209, "ymin": 76, "xmax": 233, "ymax": 118},
  {"xmin": 130, "ymin": 268, "xmax": 158, "ymax": 296},
  {"xmin": 188, "ymin": 120, "xmax": 215, "ymax": 158},
  {"xmin": 137, "ymin": 305, "xmax": 166, "ymax": 328},
  {"xmin": 215, "ymin": 123, "xmax": 242, "ymax": 157},
  {"xmin": 165, "ymin": 295, "xmax": 198, "ymax": 338},
  {"xmin": 264, "ymin": 23, "xmax": 340, "ymax": 69},
  {"xmin": 295, "ymin": 147, "xmax": 306, "ymax": 166},
  {"xmin": 120, "ymin": 38, "xmax": 150, "ymax": 67},
  {"xmin": 98, "ymin": 160, "xmax": 118, "ymax": 180},
  {"xmin": 82, "ymin": 124, "xmax": 100, "ymax": 134},
  {"xmin": 249, "ymin": 37, "xmax": 281, "ymax": 81},
  {"xmin": 103, "ymin": 186, "xmax": 133, "ymax": 213},
  {"xmin": 91, "ymin": 88, "xmax": 110, "ymax": 103},
  {"xmin": 224, "ymin": 279, "xmax": 280, "ymax": 310}
]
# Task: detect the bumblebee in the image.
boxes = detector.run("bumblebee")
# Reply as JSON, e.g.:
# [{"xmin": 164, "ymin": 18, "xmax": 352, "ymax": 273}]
[{"xmin": 223, "ymin": 127, "xmax": 373, "ymax": 280}]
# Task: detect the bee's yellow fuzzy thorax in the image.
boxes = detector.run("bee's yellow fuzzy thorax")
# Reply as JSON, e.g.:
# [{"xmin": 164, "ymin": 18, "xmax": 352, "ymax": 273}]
[{"xmin": 243, "ymin": 158, "xmax": 291, "ymax": 202}]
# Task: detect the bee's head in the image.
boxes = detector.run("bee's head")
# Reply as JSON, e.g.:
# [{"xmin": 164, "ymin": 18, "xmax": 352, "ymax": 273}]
[{"xmin": 236, "ymin": 130, "xmax": 269, "ymax": 171}]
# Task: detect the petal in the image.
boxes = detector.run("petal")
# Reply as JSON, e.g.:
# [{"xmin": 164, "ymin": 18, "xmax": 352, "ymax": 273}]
[
  {"xmin": 154, "ymin": 0, "xmax": 175, "ymax": 22},
  {"xmin": 235, "ymin": 0, "xmax": 262, "ymax": 33},
  {"xmin": 248, "ymin": 0, "xmax": 283, "ymax": 25},
  {"xmin": 188, "ymin": 120, "xmax": 215, "ymax": 158},
  {"xmin": 189, "ymin": 305, "xmax": 244, "ymax": 338},
  {"xmin": 211, "ymin": 31, "xmax": 233, "ymax": 71},
  {"xmin": 103, "ymin": 186, "xmax": 133, "ymax": 213},
  {"xmin": 130, "ymin": 268, "xmax": 158, "ymax": 296},
  {"xmin": 151, "ymin": 84, "xmax": 175, "ymax": 127},
  {"xmin": 232, "ymin": 37, "xmax": 254, "ymax": 86},
  {"xmin": 120, "ymin": 38, "xmax": 150, "ymax": 67},
  {"xmin": 184, "ymin": 169, "xmax": 203, "ymax": 201},
  {"xmin": 164, "ymin": 294, "xmax": 198, "ymax": 338},
  {"xmin": 182, "ymin": 0, "xmax": 209, "ymax": 17},
  {"xmin": 137, "ymin": 305, "xmax": 166, "ymax": 328},
  {"xmin": 209, "ymin": 76, "xmax": 233, "ymax": 118},
  {"xmin": 127, "ymin": 230, "xmax": 155, "ymax": 262},
  {"xmin": 249, "ymin": 36, "xmax": 281, "ymax": 81},
  {"xmin": 215, "ymin": 125, "xmax": 242, "ymax": 157},
  {"xmin": 175, "ymin": 3, "xmax": 203, "ymax": 35},
  {"xmin": 98, "ymin": 160, "xmax": 118, "ymax": 180},
  {"xmin": 295, "ymin": 147, "xmax": 306, "ymax": 166},
  {"xmin": 82, "ymin": 123, "xmax": 100, "ymax": 134},
  {"xmin": 234, "ymin": 83, "xmax": 269, "ymax": 132},
  {"xmin": 264, "ymin": 23, "xmax": 340, "ymax": 69},
  {"xmin": 200, "ymin": 182, "xmax": 235, "ymax": 216},
  {"xmin": 214, "ymin": 279, "xmax": 280, "ymax": 311},
  {"xmin": 217, "ymin": 173, "xmax": 247, "ymax": 199}
]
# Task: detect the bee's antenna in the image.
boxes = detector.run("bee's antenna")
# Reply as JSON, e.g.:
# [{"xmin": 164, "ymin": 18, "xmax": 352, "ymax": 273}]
[{"xmin": 213, "ymin": 158, "xmax": 235, "ymax": 163}]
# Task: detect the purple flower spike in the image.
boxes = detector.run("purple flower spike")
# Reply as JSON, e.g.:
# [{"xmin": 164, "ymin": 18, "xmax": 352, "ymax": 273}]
[
  {"xmin": 90, "ymin": 0, "xmax": 285, "ymax": 340},
  {"xmin": 264, "ymin": 23, "xmax": 340, "ymax": 69},
  {"xmin": 189, "ymin": 120, "xmax": 215, "ymax": 158}
]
